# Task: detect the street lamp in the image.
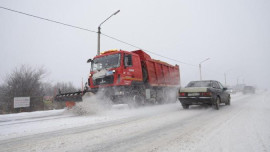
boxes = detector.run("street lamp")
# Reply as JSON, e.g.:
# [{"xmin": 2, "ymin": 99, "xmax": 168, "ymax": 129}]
[
  {"xmin": 97, "ymin": 10, "xmax": 120, "ymax": 55},
  {"xmin": 199, "ymin": 58, "xmax": 210, "ymax": 80}
]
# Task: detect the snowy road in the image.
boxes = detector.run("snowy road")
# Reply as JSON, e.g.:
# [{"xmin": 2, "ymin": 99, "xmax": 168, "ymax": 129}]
[{"xmin": 0, "ymin": 92, "xmax": 269, "ymax": 152}]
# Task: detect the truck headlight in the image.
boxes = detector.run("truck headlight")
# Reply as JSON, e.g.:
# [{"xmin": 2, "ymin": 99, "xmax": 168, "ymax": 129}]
[{"xmin": 106, "ymin": 70, "xmax": 114, "ymax": 76}]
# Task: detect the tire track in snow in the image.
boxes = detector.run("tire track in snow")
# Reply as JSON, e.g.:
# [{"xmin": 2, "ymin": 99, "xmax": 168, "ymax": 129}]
[
  {"xmin": 0, "ymin": 115, "xmax": 76, "ymax": 126},
  {"xmin": 0, "ymin": 93, "xmax": 267, "ymax": 152},
  {"xmin": 192, "ymin": 92, "xmax": 270, "ymax": 152},
  {"xmin": 66, "ymin": 94, "xmax": 258, "ymax": 152}
]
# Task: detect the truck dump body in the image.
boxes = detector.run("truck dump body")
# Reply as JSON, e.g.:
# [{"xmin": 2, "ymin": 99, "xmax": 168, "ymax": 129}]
[
  {"xmin": 145, "ymin": 59, "xmax": 180, "ymax": 86},
  {"xmin": 132, "ymin": 50, "xmax": 180, "ymax": 87}
]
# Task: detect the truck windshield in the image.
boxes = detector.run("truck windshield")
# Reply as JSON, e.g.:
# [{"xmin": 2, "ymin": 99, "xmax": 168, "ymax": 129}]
[
  {"xmin": 186, "ymin": 81, "xmax": 211, "ymax": 87},
  {"xmin": 91, "ymin": 53, "xmax": 121, "ymax": 71}
]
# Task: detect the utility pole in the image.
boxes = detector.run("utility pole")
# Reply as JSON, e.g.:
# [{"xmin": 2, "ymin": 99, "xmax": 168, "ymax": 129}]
[{"xmin": 97, "ymin": 26, "xmax": 101, "ymax": 55}]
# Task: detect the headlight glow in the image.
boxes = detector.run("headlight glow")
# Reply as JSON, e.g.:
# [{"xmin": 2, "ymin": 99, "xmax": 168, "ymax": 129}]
[{"xmin": 106, "ymin": 71, "xmax": 114, "ymax": 76}]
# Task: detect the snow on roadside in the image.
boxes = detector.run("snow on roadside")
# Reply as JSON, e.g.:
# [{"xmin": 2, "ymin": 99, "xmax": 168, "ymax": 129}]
[
  {"xmin": 0, "ymin": 101, "xmax": 181, "ymax": 140},
  {"xmin": 0, "ymin": 91, "xmax": 259, "ymax": 142},
  {"xmin": 0, "ymin": 109, "xmax": 66, "ymax": 122}
]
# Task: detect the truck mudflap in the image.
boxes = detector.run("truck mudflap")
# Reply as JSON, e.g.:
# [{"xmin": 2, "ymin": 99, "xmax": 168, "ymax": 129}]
[{"xmin": 54, "ymin": 91, "xmax": 85, "ymax": 102}]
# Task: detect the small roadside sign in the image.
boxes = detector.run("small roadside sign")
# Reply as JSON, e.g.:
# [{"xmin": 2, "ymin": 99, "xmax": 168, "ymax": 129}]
[{"xmin": 14, "ymin": 97, "xmax": 30, "ymax": 108}]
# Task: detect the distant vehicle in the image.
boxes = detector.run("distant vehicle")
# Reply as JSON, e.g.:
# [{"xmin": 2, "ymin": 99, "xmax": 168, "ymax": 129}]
[
  {"xmin": 243, "ymin": 86, "xmax": 255, "ymax": 94},
  {"xmin": 178, "ymin": 80, "xmax": 231, "ymax": 110}
]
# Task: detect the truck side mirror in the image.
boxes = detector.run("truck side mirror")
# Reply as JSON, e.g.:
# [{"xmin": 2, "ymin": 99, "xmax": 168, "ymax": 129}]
[{"xmin": 87, "ymin": 59, "xmax": 92, "ymax": 63}]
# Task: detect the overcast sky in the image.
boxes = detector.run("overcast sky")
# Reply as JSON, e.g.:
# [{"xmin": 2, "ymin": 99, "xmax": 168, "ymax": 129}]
[{"xmin": 0, "ymin": 0, "xmax": 269, "ymax": 89}]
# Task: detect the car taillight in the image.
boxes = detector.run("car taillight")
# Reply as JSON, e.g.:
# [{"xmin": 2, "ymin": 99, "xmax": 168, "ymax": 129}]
[
  {"xmin": 201, "ymin": 92, "xmax": 212, "ymax": 96},
  {"xmin": 179, "ymin": 92, "xmax": 186, "ymax": 96}
]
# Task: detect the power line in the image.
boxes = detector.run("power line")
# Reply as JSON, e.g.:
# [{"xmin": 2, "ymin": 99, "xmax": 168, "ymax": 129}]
[
  {"xmin": 0, "ymin": 6, "xmax": 238, "ymax": 83},
  {"xmin": 0, "ymin": 6, "xmax": 198, "ymax": 67},
  {"xmin": 1, "ymin": 5, "xmax": 219, "ymax": 70},
  {"xmin": 101, "ymin": 33, "xmax": 227, "ymax": 77},
  {"xmin": 101, "ymin": 33, "xmax": 198, "ymax": 67},
  {"xmin": 0, "ymin": 6, "xmax": 96, "ymax": 33},
  {"xmin": 103, "ymin": 33, "xmax": 226, "ymax": 77}
]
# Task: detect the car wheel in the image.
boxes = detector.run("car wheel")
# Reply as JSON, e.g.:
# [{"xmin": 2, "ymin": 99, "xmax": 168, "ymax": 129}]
[
  {"xmin": 182, "ymin": 104, "xmax": 189, "ymax": 109},
  {"xmin": 225, "ymin": 96, "xmax": 231, "ymax": 106},
  {"xmin": 214, "ymin": 97, "xmax": 220, "ymax": 110}
]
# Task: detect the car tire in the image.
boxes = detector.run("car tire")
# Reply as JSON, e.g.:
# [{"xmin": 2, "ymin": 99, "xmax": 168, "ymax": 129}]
[
  {"xmin": 225, "ymin": 96, "xmax": 231, "ymax": 106},
  {"xmin": 182, "ymin": 104, "xmax": 189, "ymax": 109},
  {"xmin": 214, "ymin": 97, "xmax": 220, "ymax": 110}
]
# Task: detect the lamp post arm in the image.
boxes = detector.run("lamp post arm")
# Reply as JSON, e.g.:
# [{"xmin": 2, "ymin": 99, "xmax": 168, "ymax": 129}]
[
  {"xmin": 99, "ymin": 10, "xmax": 120, "ymax": 28},
  {"xmin": 199, "ymin": 58, "xmax": 210, "ymax": 64},
  {"xmin": 199, "ymin": 58, "xmax": 210, "ymax": 80}
]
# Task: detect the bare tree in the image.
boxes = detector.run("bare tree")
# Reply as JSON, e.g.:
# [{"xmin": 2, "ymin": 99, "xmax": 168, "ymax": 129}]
[
  {"xmin": 0, "ymin": 84, "xmax": 9, "ymax": 113},
  {"xmin": 54, "ymin": 82, "xmax": 78, "ymax": 93},
  {"xmin": 6, "ymin": 65, "xmax": 46, "ymax": 97},
  {"xmin": 42, "ymin": 82, "xmax": 78, "ymax": 96},
  {"xmin": 0, "ymin": 65, "xmax": 46, "ymax": 113},
  {"xmin": 0, "ymin": 65, "xmax": 80, "ymax": 113},
  {"xmin": 42, "ymin": 82, "xmax": 54, "ymax": 96}
]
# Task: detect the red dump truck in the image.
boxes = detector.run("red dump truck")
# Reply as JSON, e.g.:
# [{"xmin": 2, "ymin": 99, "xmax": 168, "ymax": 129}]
[{"xmin": 55, "ymin": 49, "xmax": 180, "ymax": 106}]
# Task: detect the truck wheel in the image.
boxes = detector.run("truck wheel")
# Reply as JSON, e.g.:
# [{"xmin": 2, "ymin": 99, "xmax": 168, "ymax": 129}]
[
  {"xmin": 157, "ymin": 89, "xmax": 167, "ymax": 104},
  {"xmin": 129, "ymin": 94, "xmax": 144, "ymax": 108},
  {"xmin": 157, "ymin": 97, "xmax": 165, "ymax": 104},
  {"xmin": 182, "ymin": 104, "xmax": 189, "ymax": 109},
  {"xmin": 160, "ymin": 95, "xmax": 168, "ymax": 104},
  {"xmin": 134, "ymin": 94, "xmax": 144, "ymax": 105},
  {"xmin": 142, "ymin": 68, "xmax": 148, "ymax": 83},
  {"xmin": 214, "ymin": 97, "xmax": 220, "ymax": 110},
  {"xmin": 225, "ymin": 96, "xmax": 231, "ymax": 106}
]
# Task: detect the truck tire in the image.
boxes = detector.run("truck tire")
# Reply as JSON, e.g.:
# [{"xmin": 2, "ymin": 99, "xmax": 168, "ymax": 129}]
[
  {"xmin": 157, "ymin": 97, "xmax": 165, "ymax": 104},
  {"xmin": 182, "ymin": 103, "xmax": 189, "ymax": 109},
  {"xmin": 156, "ymin": 89, "xmax": 166, "ymax": 104},
  {"xmin": 159, "ymin": 94, "xmax": 168, "ymax": 104},
  {"xmin": 129, "ymin": 94, "xmax": 144, "ymax": 108},
  {"xmin": 142, "ymin": 67, "xmax": 148, "ymax": 83},
  {"xmin": 214, "ymin": 97, "xmax": 220, "ymax": 110}
]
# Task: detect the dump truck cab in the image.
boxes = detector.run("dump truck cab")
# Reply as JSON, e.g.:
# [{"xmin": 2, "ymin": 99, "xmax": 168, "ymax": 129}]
[{"xmin": 88, "ymin": 50, "xmax": 144, "ymax": 101}]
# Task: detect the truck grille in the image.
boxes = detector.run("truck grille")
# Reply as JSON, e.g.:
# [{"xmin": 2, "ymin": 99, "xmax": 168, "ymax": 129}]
[{"xmin": 93, "ymin": 75, "xmax": 114, "ymax": 86}]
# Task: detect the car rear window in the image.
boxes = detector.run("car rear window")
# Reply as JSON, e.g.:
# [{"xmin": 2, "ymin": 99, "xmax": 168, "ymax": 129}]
[{"xmin": 186, "ymin": 81, "xmax": 211, "ymax": 87}]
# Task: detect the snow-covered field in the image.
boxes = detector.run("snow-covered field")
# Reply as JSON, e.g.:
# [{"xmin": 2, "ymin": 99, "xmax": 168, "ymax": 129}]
[{"xmin": 0, "ymin": 91, "xmax": 269, "ymax": 152}]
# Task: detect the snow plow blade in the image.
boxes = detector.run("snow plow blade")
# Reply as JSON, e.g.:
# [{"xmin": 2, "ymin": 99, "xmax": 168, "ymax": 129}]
[{"xmin": 54, "ymin": 91, "xmax": 84, "ymax": 102}]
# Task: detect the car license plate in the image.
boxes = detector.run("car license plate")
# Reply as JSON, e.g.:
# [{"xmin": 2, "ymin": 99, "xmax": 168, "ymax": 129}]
[{"xmin": 188, "ymin": 93, "xmax": 200, "ymax": 96}]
